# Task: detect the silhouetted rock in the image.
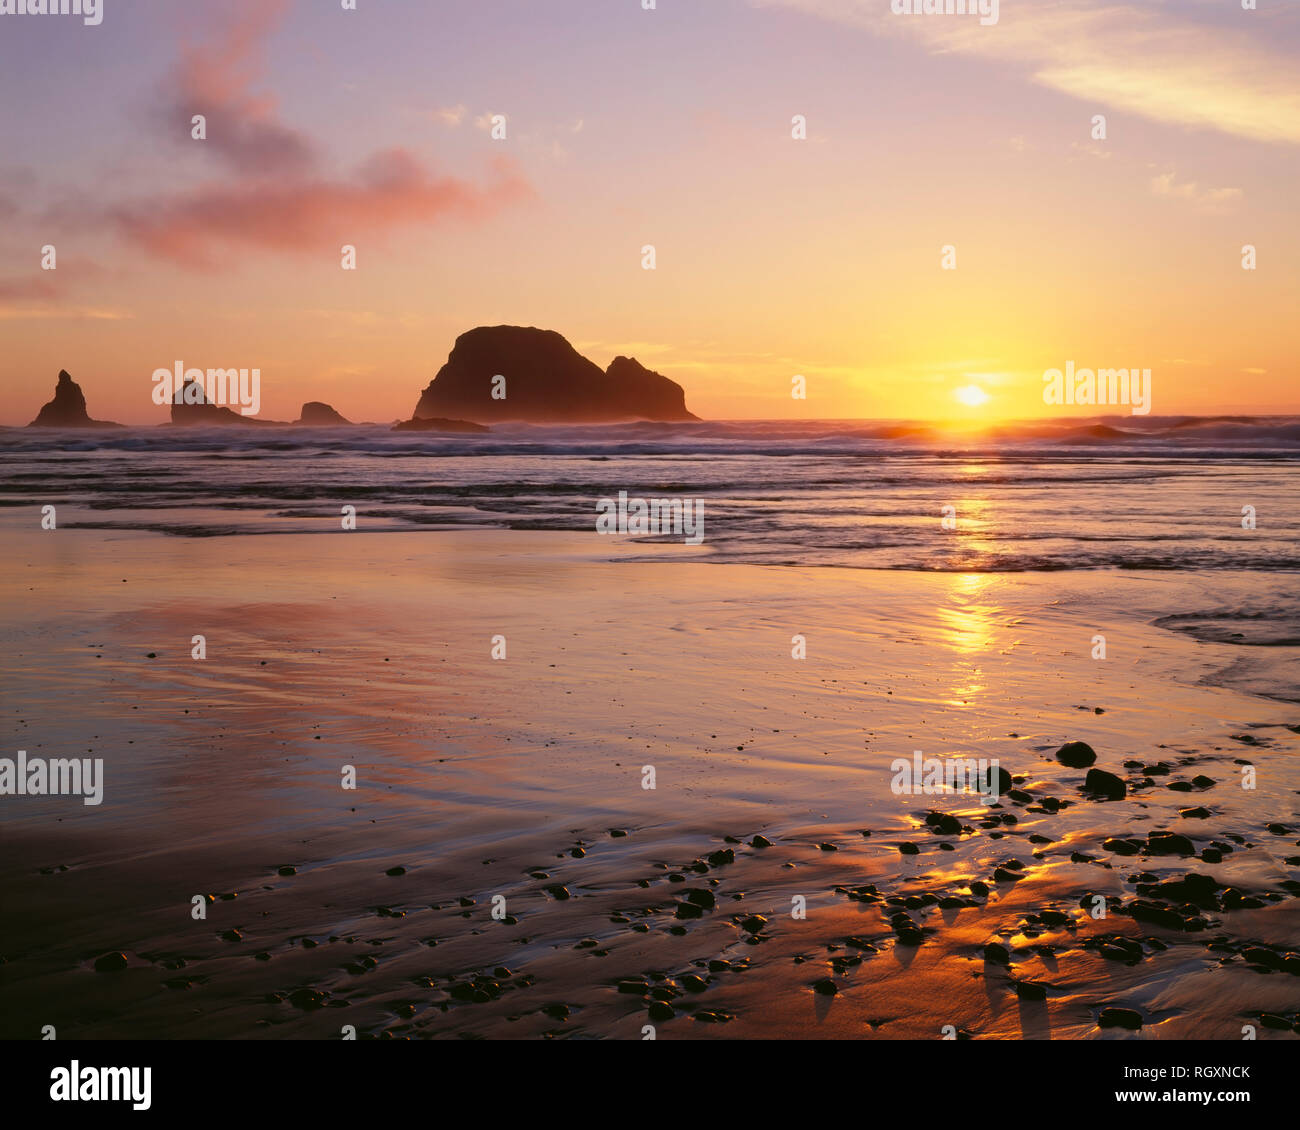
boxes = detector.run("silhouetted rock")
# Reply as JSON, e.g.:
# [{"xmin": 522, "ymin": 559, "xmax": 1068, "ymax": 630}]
[
  {"xmin": 1056, "ymin": 741, "xmax": 1097, "ymax": 768},
  {"xmin": 170, "ymin": 380, "xmax": 281, "ymax": 426},
  {"xmin": 295, "ymin": 401, "xmax": 351, "ymax": 426},
  {"xmin": 28, "ymin": 370, "xmax": 123, "ymax": 427},
  {"xmin": 1084, "ymin": 768, "xmax": 1126, "ymax": 799},
  {"xmin": 410, "ymin": 326, "xmax": 698, "ymax": 424},
  {"xmin": 391, "ymin": 416, "xmax": 490, "ymax": 434}
]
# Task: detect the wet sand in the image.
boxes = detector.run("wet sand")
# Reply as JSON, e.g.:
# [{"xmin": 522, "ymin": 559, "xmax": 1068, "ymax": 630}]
[{"xmin": 1, "ymin": 522, "xmax": 1298, "ymax": 1039}]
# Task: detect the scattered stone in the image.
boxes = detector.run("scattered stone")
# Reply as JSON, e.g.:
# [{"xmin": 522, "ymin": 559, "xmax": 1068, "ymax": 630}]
[
  {"xmin": 1146, "ymin": 831, "xmax": 1195, "ymax": 856},
  {"xmin": 1056, "ymin": 741, "xmax": 1097, "ymax": 768},
  {"xmin": 288, "ymin": 988, "xmax": 328, "ymax": 1010},
  {"xmin": 682, "ymin": 888, "xmax": 716, "ymax": 909},
  {"xmin": 926, "ymin": 812, "xmax": 963, "ymax": 836},
  {"xmin": 984, "ymin": 942, "xmax": 1011, "ymax": 965},
  {"xmin": 1098, "ymin": 1007, "xmax": 1143, "ymax": 1030},
  {"xmin": 1083, "ymin": 769, "xmax": 1126, "ymax": 800},
  {"xmin": 984, "ymin": 765, "xmax": 1014, "ymax": 795}
]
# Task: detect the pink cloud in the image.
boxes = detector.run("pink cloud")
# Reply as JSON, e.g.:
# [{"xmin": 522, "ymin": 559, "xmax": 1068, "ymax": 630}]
[
  {"xmin": 112, "ymin": 0, "xmax": 537, "ymax": 269},
  {"xmin": 112, "ymin": 149, "xmax": 534, "ymax": 268},
  {"xmin": 162, "ymin": 0, "xmax": 316, "ymax": 175},
  {"xmin": 0, "ymin": 275, "xmax": 62, "ymax": 302}
]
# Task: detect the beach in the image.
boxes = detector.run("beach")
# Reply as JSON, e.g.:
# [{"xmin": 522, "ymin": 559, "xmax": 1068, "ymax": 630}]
[{"xmin": 3, "ymin": 515, "xmax": 1297, "ymax": 1039}]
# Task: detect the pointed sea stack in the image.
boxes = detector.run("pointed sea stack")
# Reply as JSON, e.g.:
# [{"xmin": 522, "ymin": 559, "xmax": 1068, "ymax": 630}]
[
  {"xmin": 28, "ymin": 370, "xmax": 123, "ymax": 428},
  {"xmin": 409, "ymin": 326, "xmax": 698, "ymax": 424}
]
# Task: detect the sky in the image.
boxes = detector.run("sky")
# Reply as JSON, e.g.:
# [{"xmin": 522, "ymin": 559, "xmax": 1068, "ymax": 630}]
[{"xmin": 1, "ymin": 0, "xmax": 1297, "ymax": 425}]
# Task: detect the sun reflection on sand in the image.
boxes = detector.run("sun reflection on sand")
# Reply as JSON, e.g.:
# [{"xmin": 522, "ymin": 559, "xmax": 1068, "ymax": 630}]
[
  {"xmin": 939, "ymin": 572, "xmax": 997, "ymax": 655},
  {"xmin": 937, "ymin": 572, "xmax": 999, "ymax": 707}
]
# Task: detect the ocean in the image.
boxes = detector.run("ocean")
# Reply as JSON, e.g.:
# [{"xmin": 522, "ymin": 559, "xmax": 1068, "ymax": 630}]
[{"xmin": 3, "ymin": 415, "xmax": 1299, "ymax": 573}]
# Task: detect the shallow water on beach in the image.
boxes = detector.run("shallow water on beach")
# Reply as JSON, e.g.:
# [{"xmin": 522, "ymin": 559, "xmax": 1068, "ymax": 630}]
[{"xmin": 1, "ymin": 526, "xmax": 1297, "ymax": 1039}]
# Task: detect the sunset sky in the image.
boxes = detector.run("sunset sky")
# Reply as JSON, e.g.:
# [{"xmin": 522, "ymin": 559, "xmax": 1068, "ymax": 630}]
[{"xmin": 1, "ymin": 0, "xmax": 1297, "ymax": 425}]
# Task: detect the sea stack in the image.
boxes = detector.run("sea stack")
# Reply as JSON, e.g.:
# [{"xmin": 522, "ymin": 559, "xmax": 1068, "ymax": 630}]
[
  {"xmin": 408, "ymin": 326, "xmax": 698, "ymax": 424},
  {"xmin": 28, "ymin": 370, "xmax": 123, "ymax": 428},
  {"xmin": 295, "ymin": 402, "xmax": 351, "ymax": 426},
  {"xmin": 170, "ymin": 380, "xmax": 276, "ymax": 426}
]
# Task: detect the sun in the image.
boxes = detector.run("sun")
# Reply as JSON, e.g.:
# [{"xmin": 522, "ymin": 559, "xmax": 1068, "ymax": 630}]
[{"xmin": 953, "ymin": 385, "xmax": 990, "ymax": 408}]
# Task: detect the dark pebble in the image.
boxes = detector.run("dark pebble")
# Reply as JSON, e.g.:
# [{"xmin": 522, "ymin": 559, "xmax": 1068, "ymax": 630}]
[
  {"xmin": 1083, "ymin": 769, "xmax": 1126, "ymax": 799},
  {"xmin": 1056, "ymin": 741, "xmax": 1097, "ymax": 768},
  {"xmin": 1098, "ymin": 1007, "xmax": 1143, "ymax": 1030}
]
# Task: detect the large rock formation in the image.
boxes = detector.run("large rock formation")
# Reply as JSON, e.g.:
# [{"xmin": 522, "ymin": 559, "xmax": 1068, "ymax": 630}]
[
  {"xmin": 295, "ymin": 401, "xmax": 351, "ymax": 426},
  {"xmin": 170, "ymin": 380, "xmax": 280, "ymax": 426},
  {"xmin": 28, "ymin": 370, "xmax": 123, "ymax": 427},
  {"xmin": 409, "ymin": 326, "xmax": 698, "ymax": 424}
]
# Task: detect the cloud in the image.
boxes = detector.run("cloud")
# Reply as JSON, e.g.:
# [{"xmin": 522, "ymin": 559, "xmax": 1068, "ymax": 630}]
[
  {"xmin": 160, "ymin": 0, "xmax": 316, "ymax": 175},
  {"xmin": 113, "ymin": 2, "xmax": 535, "ymax": 268},
  {"xmin": 750, "ymin": 0, "xmax": 1300, "ymax": 144},
  {"xmin": 111, "ymin": 149, "xmax": 534, "ymax": 268},
  {"xmin": 0, "ymin": 274, "xmax": 61, "ymax": 302},
  {"xmin": 0, "ymin": 305, "xmax": 133, "ymax": 321},
  {"xmin": 0, "ymin": 258, "xmax": 110, "ymax": 302},
  {"xmin": 1149, "ymin": 171, "xmax": 1242, "ymax": 212},
  {"xmin": 431, "ymin": 105, "xmax": 469, "ymax": 127}
]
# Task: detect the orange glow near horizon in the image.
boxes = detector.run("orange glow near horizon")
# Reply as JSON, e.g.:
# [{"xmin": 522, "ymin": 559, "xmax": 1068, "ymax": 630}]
[{"xmin": 1, "ymin": 2, "xmax": 1297, "ymax": 426}]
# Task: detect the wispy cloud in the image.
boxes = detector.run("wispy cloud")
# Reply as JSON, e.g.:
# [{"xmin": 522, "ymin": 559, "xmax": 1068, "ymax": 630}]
[
  {"xmin": 115, "ymin": 1, "xmax": 535, "ymax": 267},
  {"xmin": 0, "ymin": 305, "xmax": 133, "ymax": 321},
  {"xmin": 750, "ymin": 0, "xmax": 1300, "ymax": 144},
  {"xmin": 159, "ymin": 0, "xmax": 316, "ymax": 175},
  {"xmin": 112, "ymin": 149, "xmax": 533, "ymax": 269},
  {"xmin": 430, "ymin": 105, "xmax": 469, "ymax": 127},
  {"xmin": 1149, "ymin": 171, "xmax": 1242, "ymax": 213}
]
